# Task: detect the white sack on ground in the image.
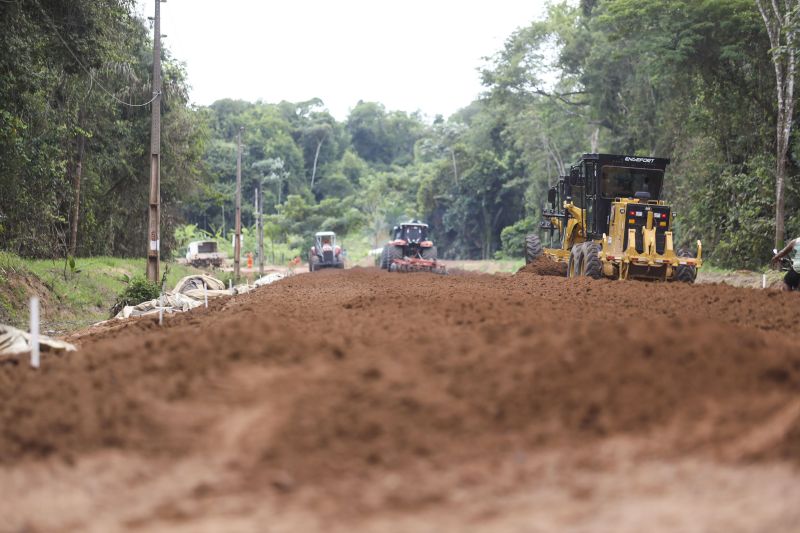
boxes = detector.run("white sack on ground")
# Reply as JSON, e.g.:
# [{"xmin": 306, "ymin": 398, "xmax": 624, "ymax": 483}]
[
  {"xmin": 0, "ymin": 323, "xmax": 77, "ymax": 359},
  {"xmin": 116, "ymin": 292, "xmax": 203, "ymax": 319},
  {"xmin": 254, "ymin": 273, "xmax": 286, "ymax": 287},
  {"xmin": 173, "ymin": 274, "xmax": 226, "ymax": 293},
  {"xmin": 111, "ymin": 272, "xmax": 289, "ymax": 320}
]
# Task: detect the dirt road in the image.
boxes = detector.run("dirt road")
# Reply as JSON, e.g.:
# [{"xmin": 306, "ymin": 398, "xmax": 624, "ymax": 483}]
[{"xmin": 2, "ymin": 267, "xmax": 800, "ymax": 532}]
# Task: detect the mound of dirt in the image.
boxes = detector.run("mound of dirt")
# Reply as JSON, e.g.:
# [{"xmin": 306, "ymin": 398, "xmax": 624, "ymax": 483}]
[
  {"xmin": 0, "ymin": 270, "xmax": 55, "ymax": 328},
  {"xmin": 2, "ymin": 267, "xmax": 800, "ymax": 531},
  {"xmin": 3, "ymin": 269, "xmax": 799, "ymax": 466},
  {"xmin": 517, "ymin": 256, "xmax": 568, "ymax": 276}
]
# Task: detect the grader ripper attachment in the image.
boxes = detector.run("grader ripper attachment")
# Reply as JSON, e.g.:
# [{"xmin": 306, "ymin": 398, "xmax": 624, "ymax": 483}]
[{"xmin": 526, "ymin": 153, "xmax": 702, "ymax": 282}]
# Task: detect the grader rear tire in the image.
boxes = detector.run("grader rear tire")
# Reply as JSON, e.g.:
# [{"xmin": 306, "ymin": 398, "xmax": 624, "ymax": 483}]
[
  {"xmin": 525, "ymin": 234, "xmax": 543, "ymax": 264},
  {"xmin": 581, "ymin": 242, "xmax": 602, "ymax": 279},
  {"xmin": 675, "ymin": 249, "xmax": 697, "ymax": 283},
  {"xmin": 568, "ymin": 243, "xmax": 585, "ymax": 278}
]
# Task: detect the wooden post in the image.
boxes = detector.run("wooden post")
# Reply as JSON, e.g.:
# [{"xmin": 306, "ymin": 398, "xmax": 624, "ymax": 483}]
[
  {"xmin": 147, "ymin": 0, "xmax": 164, "ymax": 282},
  {"xmin": 234, "ymin": 127, "xmax": 243, "ymax": 282}
]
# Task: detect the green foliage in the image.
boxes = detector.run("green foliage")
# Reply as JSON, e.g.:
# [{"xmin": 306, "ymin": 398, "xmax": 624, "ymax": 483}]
[
  {"xmin": 676, "ymin": 153, "xmax": 775, "ymax": 269},
  {"xmin": 0, "ymin": 251, "xmax": 27, "ymax": 285},
  {"xmin": 2, "ymin": 0, "xmax": 792, "ymax": 268},
  {"xmin": 0, "ymin": 0, "xmax": 205, "ymax": 259},
  {"xmin": 173, "ymin": 224, "xmax": 215, "ymax": 255},
  {"xmin": 346, "ymin": 101, "xmax": 424, "ymax": 166},
  {"xmin": 478, "ymin": 0, "xmax": 785, "ymax": 267},
  {"xmin": 499, "ymin": 218, "xmax": 536, "ymax": 259},
  {"xmin": 0, "ymin": 252, "xmax": 203, "ymax": 330},
  {"xmin": 110, "ymin": 276, "xmax": 161, "ymax": 318}
]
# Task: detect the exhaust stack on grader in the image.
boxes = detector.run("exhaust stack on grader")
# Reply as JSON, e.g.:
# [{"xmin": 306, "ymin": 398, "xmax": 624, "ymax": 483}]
[{"xmin": 526, "ymin": 153, "xmax": 701, "ymax": 282}]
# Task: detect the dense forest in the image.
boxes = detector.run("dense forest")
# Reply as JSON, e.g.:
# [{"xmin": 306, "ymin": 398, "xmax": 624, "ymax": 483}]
[{"xmin": 2, "ymin": 0, "xmax": 799, "ymax": 268}]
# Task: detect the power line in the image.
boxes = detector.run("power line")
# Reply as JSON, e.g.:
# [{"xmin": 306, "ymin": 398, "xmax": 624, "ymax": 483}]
[{"xmin": 33, "ymin": 0, "xmax": 160, "ymax": 108}]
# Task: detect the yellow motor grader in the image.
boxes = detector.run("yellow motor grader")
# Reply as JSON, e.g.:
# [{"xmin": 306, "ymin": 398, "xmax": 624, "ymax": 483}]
[{"xmin": 525, "ymin": 153, "xmax": 702, "ymax": 282}]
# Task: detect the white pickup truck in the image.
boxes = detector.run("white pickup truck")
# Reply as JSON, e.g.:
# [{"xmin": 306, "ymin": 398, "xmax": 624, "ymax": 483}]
[{"xmin": 185, "ymin": 240, "xmax": 226, "ymax": 268}]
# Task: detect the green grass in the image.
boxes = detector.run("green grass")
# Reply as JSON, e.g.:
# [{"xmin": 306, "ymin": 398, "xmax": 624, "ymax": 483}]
[
  {"xmin": 695, "ymin": 264, "xmax": 737, "ymax": 275},
  {"xmin": 0, "ymin": 251, "xmax": 36, "ymax": 326},
  {"xmin": 1, "ymin": 254, "xmax": 204, "ymax": 332},
  {"xmin": 0, "ymin": 250, "xmax": 27, "ymax": 285},
  {"xmin": 27, "ymin": 257, "xmax": 201, "ymax": 304}
]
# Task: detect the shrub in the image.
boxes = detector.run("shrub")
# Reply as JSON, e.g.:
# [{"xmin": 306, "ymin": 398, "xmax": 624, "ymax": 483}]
[
  {"xmin": 110, "ymin": 275, "xmax": 160, "ymax": 318},
  {"xmin": 498, "ymin": 217, "xmax": 535, "ymax": 259}
]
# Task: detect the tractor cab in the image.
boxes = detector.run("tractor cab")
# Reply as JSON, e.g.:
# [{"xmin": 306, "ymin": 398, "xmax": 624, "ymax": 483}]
[
  {"xmin": 381, "ymin": 219, "xmax": 444, "ymax": 273},
  {"xmin": 318, "ymin": 232, "xmax": 334, "ymax": 247},
  {"xmin": 391, "ymin": 222, "xmax": 428, "ymax": 243},
  {"xmin": 390, "ymin": 220, "xmax": 431, "ymax": 251},
  {"xmin": 309, "ymin": 231, "xmax": 344, "ymax": 271},
  {"xmin": 397, "ymin": 221, "xmax": 428, "ymax": 244}
]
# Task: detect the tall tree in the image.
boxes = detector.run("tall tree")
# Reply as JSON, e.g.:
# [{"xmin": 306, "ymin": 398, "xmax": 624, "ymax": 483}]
[
  {"xmin": 755, "ymin": 0, "xmax": 799, "ymax": 247},
  {"xmin": 69, "ymin": 109, "xmax": 87, "ymax": 256}
]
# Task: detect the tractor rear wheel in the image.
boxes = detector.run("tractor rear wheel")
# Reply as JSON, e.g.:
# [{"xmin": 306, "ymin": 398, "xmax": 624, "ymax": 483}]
[
  {"xmin": 387, "ymin": 245, "xmax": 404, "ymax": 270},
  {"xmin": 581, "ymin": 242, "xmax": 602, "ymax": 279},
  {"xmin": 525, "ymin": 233, "xmax": 543, "ymax": 264},
  {"xmin": 675, "ymin": 249, "xmax": 697, "ymax": 283},
  {"xmin": 421, "ymin": 246, "xmax": 437, "ymax": 261},
  {"xmin": 379, "ymin": 245, "xmax": 389, "ymax": 269},
  {"xmin": 568, "ymin": 243, "xmax": 585, "ymax": 278},
  {"xmin": 310, "ymin": 254, "xmax": 320, "ymax": 272}
]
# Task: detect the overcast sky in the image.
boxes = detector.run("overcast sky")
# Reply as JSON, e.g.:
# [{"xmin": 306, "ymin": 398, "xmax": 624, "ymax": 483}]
[{"xmin": 135, "ymin": 1, "xmax": 548, "ymax": 120}]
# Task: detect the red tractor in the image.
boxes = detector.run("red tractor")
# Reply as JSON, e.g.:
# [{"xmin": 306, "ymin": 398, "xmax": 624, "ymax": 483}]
[
  {"xmin": 379, "ymin": 220, "xmax": 445, "ymax": 274},
  {"xmin": 309, "ymin": 231, "xmax": 344, "ymax": 272}
]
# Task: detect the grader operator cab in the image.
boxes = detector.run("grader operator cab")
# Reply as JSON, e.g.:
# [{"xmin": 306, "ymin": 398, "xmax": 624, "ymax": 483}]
[{"xmin": 526, "ymin": 153, "xmax": 701, "ymax": 282}]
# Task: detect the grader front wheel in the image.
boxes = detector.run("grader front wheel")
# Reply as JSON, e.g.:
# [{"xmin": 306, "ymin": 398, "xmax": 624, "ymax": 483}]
[
  {"xmin": 581, "ymin": 243, "xmax": 602, "ymax": 279},
  {"xmin": 675, "ymin": 249, "xmax": 697, "ymax": 283},
  {"xmin": 568, "ymin": 243, "xmax": 584, "ymax": 278}
]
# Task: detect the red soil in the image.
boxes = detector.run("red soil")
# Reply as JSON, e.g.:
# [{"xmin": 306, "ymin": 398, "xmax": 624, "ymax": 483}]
[{"xmin": 1, "ymin": 268, "xmax": 799, "ymax": 531}]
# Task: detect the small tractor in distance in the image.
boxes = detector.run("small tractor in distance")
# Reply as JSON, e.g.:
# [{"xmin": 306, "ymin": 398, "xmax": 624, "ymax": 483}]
[
  {"xmin": 379, "ymin": 220, "xmax": 446, "ymax": 274},
  {"xmin": 526, "ymin": 153, "xmax": 702, "ymax": 282},
  {"xmin": 308, "ymin": 231, "xmax": 344, "ymax": 272}
]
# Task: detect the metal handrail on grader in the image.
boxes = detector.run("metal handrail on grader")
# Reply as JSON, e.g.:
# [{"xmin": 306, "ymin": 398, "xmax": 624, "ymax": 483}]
[{"xmin": 526, "ymin": 153, "xmax": 702, "ymax": 282}]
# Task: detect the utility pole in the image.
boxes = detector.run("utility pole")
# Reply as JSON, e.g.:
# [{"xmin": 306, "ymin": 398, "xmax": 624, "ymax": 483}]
[
  {"xmin": 234, "ymin": 127, "xmax": 243, "ymax": 282},
  {"xmin": 257, "ymin": 182, "xmax": 264, "ymax": 276},
  {"xmin": 146, "ymin": 0, "xmax": 164, "ymax": 282}
]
